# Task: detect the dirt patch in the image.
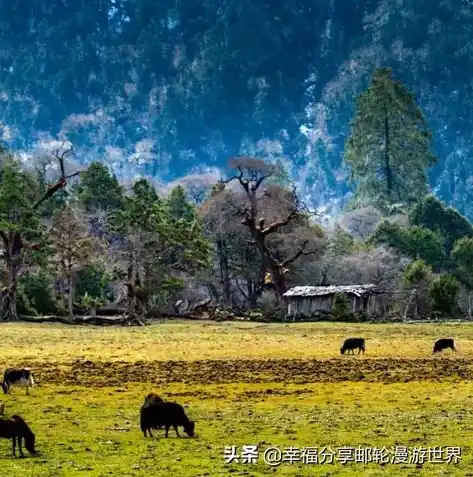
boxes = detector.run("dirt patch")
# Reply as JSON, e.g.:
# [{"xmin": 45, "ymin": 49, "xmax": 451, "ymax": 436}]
[{"xmin": 15, "ymin": 357, "xmax": 473, "ymax": 387}]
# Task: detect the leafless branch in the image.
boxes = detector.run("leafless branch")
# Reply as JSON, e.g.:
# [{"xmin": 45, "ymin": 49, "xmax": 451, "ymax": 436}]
[
  {"xmin": 221, "ymin": 166, "xmax": 251, "ymax": 194},
  {"xmin": 235, "ymin": 279, "xmax": 250, "ymax": 301},
  {"xmin": 260, "ymin": 209, "xmax": 299, "ymax": 236},
  {"xmin": 31, "ymin": 143, "xmax": 82, "ymax": 210},
  {"xmin": 250, "ymin": 174, "xmax": 272, "ymax": 193},
  {"xmin": 52, "ymin": 142, "xmax": 74, "ymax": 179},
  {"xmin": 223, "ymin": 157, "xmax": 275, "ymax": 195},
  {"xmin": 65, "ymin": 170, "xmax": 83, "ymax": 180},
  {"xmin": 281, "ymin": 240, "xmax": 319, "ymax": 267},
  {"xmin": 221, "ymin": 166, "xmax": 243, "ymax": 184}
]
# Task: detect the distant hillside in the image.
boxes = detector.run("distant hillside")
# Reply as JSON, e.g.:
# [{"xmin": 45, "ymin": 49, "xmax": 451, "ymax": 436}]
[{"xmin": 0, "ymin": 0, "xmax": 472, "ymax": 217}]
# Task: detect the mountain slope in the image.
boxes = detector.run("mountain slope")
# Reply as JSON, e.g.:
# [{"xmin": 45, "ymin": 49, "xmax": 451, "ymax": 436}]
[{"xmin": 0, "ymin": 0, "xmax": 472, "ymax": 217}]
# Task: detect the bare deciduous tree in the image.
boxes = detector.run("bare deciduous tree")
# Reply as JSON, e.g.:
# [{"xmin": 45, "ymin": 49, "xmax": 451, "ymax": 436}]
[
  {"xmin": 199, "ymin": 185, "xmax": 264, "ymax": 307},
  {"xmin": 222, "ymin": 156, "xmax": 325, "ymax": 302},
  {"xmin": 297, "ymin": 246, "xmax": 406, "ymax": 293},
  {"xmin": 50, "ymin": 206, "xmax": 105, "ymax": 319},
  {"xmin": 339, "ymin": 206, "xmax": 383, "ymax": 240}
]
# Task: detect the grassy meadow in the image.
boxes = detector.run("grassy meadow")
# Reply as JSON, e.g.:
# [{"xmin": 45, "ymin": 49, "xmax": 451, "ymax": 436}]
[{"xmin": 1, "ymin": 320, "xmax": 473, "ymax": 476}]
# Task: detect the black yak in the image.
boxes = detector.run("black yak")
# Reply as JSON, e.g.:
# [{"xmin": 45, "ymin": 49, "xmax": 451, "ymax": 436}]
[
  {"xmin": 140, "ymin": 401, "xmax": 195, "ymax": 438},
  {"xmin": 340, "ymin": 337, "xmax": 365, "ymax": 355},
  {"xmin": 0, "ymin": 415, "xmax": 36, "ymax": 457},
  {"xmin": 433, "ymin": 338, "xmax": 456, "ymax": 353},
  {"xmin": 143, "ymin": 393, "xmax": 164, "ymax": 407}
]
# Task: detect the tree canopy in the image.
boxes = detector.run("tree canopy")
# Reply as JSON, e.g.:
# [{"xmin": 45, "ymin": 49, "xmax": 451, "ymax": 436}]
[
  {"xmin": 409, "ymin": 194, "xmax": 473, "ymax": 255},
  {"xmin": 344, "ymin": 68, "xmax": 436, "ymax": 211}
]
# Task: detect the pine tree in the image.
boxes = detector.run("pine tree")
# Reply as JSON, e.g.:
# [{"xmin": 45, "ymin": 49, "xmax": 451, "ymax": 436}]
[
  {"xmin": 72, "ymin": 162, "xmax": 124, "ymax": 212},
  {"xmin": 166, "ymin": 185, "xmax": 195, "ymax": 221},
  {"xmin": 451, "ymin": 237, "xmax": 473, "ymax": 317},
  {"xmin": 344, "ymin": 67, "xmax": 436, "ymax": 211},
  {"xmin": 107, "ymin": 179, "xmax": 210, "ymax": 323}
]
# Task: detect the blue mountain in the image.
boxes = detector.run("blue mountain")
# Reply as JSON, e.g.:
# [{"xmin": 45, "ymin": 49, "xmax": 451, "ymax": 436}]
[{"xmin": 0, "ymin": 0, "xmax": 472, "ymax": 217}]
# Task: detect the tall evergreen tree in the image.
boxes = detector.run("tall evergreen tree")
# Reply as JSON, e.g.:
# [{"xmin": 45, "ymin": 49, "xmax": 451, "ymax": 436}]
[
  {"xmin": 107, "ymin": 179, "xmax": 210, "ymax": 322},
  {"xmin": 344, "ymin": 67, "xmax": 436, "ymax": 211},
  {"xmin": 72, "ymin": 162, "xmax": 124, "ymax": 212},
  {"xmin": 166, "ymin": 186, "xmax": 195, "ymax": 222}
]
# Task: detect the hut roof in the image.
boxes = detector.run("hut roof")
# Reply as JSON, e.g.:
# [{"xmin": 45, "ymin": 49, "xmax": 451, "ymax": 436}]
[{"xmin": 283, "ymin": 284, "xmax": 378, "ymax": 298}]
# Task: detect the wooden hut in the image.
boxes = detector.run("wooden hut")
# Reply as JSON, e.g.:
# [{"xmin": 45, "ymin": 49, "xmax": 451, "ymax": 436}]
[{"xmin": 283, "ymin": 284, "xmax": 382, "ymax": 319}]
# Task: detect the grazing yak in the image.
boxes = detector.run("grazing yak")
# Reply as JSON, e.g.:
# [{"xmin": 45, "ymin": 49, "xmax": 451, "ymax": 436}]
[
  {"xmin": 143, "ymin": 393, "xmax": 164, "ymax": 407},
  {"xmin": 340, "ymin": 337, "xmax": 365, "ymax": 355},
  {"xmin": 433, "ymin": 338, "xmax": 456, "ymax": 353},
  {"xmin": 1, "ymin": 369, "xmax": 34, "ymax": 395},
  {"xmin": 0, "ymin": 415, "xmax": 36, "ymax": 457},
  {"xmin": 140, "ymin": 401, "xmax": 195, "ymax": 438}
]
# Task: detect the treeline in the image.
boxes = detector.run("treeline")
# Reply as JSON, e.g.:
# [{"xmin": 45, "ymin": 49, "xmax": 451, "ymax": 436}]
[{"xmin": 1, "ymin": 68, "xmax": 473, "ymax": 322}]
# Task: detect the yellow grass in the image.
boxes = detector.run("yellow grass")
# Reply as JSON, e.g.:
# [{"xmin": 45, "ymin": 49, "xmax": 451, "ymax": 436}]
[
  {"xmin": 0, "ymin": 320, "xmax": 471, "ymax": 476},
  {"xmin": 0, "ymin": 320, "xmax": 472, "ymax": 363}
]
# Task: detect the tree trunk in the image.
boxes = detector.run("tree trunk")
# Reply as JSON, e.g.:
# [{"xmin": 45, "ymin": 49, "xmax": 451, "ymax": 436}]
[
  {"xmin": 126, "ymin": 252, "xmax": 137, "ymax": 320},
  {"xmin": 249, "ymin": 226, "xmax": 287, "ymax": 303},
  {"xmin": 1, "ymin": 254, "xmax": 18, "ymax": 321},
  {"xmin": 125, "ymin": 250, "xmax": 145, "ymax": 325},
  {"xmin": 266, "ymin": 260, "xmax": 287, "ymax": 302},
  {"xmin": 247, "ymin": 263, "xmax": 265, "ymax": 308},
  {"xmin": 1, "ymin": 285, "xmax": 17, "ymax": 321},
  {"xmin": 216, "ymin": 238, "xmax": 231, "ymax": 305},
  {"xmin": 247, "ymin": 281, "xmax": 258, "ymax": 308},
  {"xmin": 403, "ymin": 288, "xmax": 416, "ymax": 322},
  {"xmin": 384, "ymin": 111, "xmax": 393, "ymax": 200},
  {"xmin": 66, "ymin": 271, "xmax": 73, "ymax": 320},
  {"xmin": 468, "ymin": 291, "xmax": 472, "ymax": 319}
]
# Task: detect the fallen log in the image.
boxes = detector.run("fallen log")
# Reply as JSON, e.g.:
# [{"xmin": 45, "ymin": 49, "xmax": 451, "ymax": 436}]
[
  {"xmin": 19, "ymin": 315, "xmax": 75, "ymax": 325},
  {"xmin": 148, "ymin": 312, "xmax": 210, "ymax": 320},
  {"xmin": 79, "ymin": 315, "xmax": 130, "ymax": 325},
  {"xmin": 18, "ymin": 314, "xmax": 134, "ymax": 326},
  {"xmin": 72, "ymin": 306, "xmax": 127, "ymax": 316}
]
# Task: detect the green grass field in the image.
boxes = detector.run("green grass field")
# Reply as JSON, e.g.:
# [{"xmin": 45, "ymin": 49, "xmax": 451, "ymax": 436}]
[{"xmin": 1, "ymin": 321, "xmax": 473, "ymax": 476}]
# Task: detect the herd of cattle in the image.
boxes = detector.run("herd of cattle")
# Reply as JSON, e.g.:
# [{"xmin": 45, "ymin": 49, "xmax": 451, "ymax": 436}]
[
  {"xmin": 340, "ymin": 337, "xmax": 457, "ymax": 354},
  {"xmin": 0, "ymin": 368, "xmax": 195, "ymax": 458},
  {"xmin": 0, "ymin": 336, "xmax": 458, "ymax": 458}
]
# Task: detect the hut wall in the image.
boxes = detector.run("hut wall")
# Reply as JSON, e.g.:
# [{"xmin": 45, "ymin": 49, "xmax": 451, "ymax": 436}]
[
  {"xmin": 310, "ymin": 296, "xmax": 332, "ymax": 313},
  {"xmin": 287, "ymin": 295, "xmax": 335, "ymax": 316},
  {"xmin": 287, "ymin": 292, "xmax": 383, "ymax": 318},
  {"xmin": 352, "ymin": 295, "xmax": 364, "ymax": 312}
]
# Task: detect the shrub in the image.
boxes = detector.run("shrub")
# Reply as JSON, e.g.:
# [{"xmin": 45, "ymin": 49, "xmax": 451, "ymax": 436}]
[
  {"xmin": 75, "ymin": 263, "xmax": 114, "ymax": 302},
  {"xmin": 429, "ymin": 274, "xmax": 460, "ymax": 317},
  {"xmin": 403, "ymin": 259, "xmax": 432, "ymax": 285},
  {"xmin": 331, "ymin": 293, "xmax": 357, "ymax": 322},
  {"xmin": 17, "ymin": 272, "xmax": 57, "ymax": 316}
]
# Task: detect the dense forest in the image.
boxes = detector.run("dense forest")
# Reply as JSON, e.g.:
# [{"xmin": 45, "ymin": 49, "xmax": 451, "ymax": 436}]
[
  {"xmin": 0, "ymin": 0, "xmax": 473, "ymax": 219},
  {"xmin": 1, "ymin": 67, "xmax": 472, "ymax": 323}
]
